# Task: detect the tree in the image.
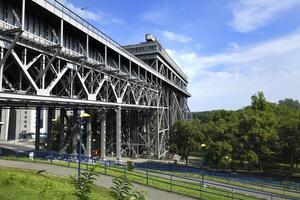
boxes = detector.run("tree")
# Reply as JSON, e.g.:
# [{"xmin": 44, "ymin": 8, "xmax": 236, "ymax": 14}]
[
  {"xmin": 277, "ymin": 104, "xmax": 300, "ymax": 175},
  {"xmin": 200, "ymin": 111, "xmax": 238, "ymax": 168},
  {"xmin": 279, "ymin": 98, "xmax": 300, "ymax": 110},
  {"xmin": 169, "ymin": 120, "xmax": 203, "ymax": 165},
  {"xmin": 237, "ymin": 92, "xmax": 278, "ymax": 170}
]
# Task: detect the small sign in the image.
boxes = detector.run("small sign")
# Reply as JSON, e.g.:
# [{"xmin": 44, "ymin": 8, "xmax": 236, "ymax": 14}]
[{"xmin": 29, "ymin": 152, "xmax": 34, "ymax": 160}]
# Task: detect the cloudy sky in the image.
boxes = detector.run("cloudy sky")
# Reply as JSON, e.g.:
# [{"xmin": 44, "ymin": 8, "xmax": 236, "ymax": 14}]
[{"xmin": 61, "ymin": 0, "xmax": 300, "ymax": 111}]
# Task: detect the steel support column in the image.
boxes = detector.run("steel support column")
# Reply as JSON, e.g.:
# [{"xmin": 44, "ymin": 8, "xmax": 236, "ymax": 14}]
[
  {"xmin": 21, "ymin": 0, "xmax": 25, "ymax": 30},
  {"xmin": 35, "ymin": 107, "xmax": 41, "ymax": 151},
  {"xmin": 100, "ymin": 110, "xmax": 106, "ymax": 159},
  {"xmin": 59, "ymin": 108, "xmax": 65, "ymax": 154},
  {"xmin": 72, "ymin": 108, "xmax": 78, "ymax": 154},
  {"xmin": 85, "ymin": 117, "xmax": 92, "ymax": 158},
  {"xmin": 116, "ymin": 107, "xmax": 122, "ymax": 161},
  {"xmin": 47, "ymin": 108, "xmax": 53, "ymax": 152},
  {"xmin": 0, "ymin": 48, "xmax": 3, "ymax": 91}
]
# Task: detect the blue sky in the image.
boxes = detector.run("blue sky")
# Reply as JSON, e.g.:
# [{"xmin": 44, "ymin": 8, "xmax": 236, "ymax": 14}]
[{"xmin": 62, "ymin": 0, "xmax": 300, "ymax": 111}]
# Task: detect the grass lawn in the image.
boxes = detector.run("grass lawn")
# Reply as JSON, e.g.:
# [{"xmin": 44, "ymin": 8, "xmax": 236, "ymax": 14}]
[
  {"xmin": 0, "ymin": 167, "xmax": 113, "ymax": 200},
  {"xmin": 0, "ymin": 156, "xmax": 259, "ymax": 200},
  {"xmin": 147, "ymin": 169, "xmax": 300, "ymax": 199}
]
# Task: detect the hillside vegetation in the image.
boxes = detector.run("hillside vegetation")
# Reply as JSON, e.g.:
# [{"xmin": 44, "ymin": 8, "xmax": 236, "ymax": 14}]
[{"xmin": 170, "ymin": 92, "xmax": 300, "ymax": 178}]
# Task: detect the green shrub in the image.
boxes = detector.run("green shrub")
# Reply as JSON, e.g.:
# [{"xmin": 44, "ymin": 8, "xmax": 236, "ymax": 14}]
[
  {"xmin": 70, "ymin": 167, "xmax": 99, "ymax": 200},
  {"xmin": 127, "ymin": 161, "xmax": 134, "ymax": 171},
  {"xmin": 110, "ymin": 177, "xmax": 146, "ymax": 200}
]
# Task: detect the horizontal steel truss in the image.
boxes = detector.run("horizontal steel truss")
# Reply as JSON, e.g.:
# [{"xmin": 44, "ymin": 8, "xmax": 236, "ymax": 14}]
[{"xmin": 0, "ymin": 47, "xmax": 160, "ymax": 109}]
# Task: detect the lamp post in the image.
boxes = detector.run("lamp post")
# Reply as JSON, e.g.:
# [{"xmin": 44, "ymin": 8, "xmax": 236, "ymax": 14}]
[
  {"xmin": 200, "ymin": 143, "xmax": 206, "ymax": 167},
  {"xmin": 78, "ymin": 112, "xmax": 91, "ymax": 178}
]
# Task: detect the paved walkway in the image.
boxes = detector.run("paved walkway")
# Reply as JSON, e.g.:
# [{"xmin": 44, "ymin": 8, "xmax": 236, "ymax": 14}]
[{"xmin": 0, "ymin": 159, "xmax": 195, "ymax": 200}]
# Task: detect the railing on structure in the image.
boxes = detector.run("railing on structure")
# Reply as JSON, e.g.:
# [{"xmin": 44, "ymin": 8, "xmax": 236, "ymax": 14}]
[
  {"xmin": 43, "ymin": 0, "xmax": 155, "ymax": 73},
  {"xmin": 0, "ymin": 149, "xmax": 298, "ymax": 200},
  {"xmin": 42, "ymin": 0, "xmax": 188, "ymax": 92}
]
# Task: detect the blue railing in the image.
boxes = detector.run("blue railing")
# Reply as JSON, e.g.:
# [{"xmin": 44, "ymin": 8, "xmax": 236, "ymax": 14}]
[{"xmin": 1, "ymin": 148, "xmax": 298, "ymax": 200}]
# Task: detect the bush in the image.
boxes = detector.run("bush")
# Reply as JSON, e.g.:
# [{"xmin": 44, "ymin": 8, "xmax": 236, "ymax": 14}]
[
  {"xmin": 110, "ymin": 177, "xmax": 146, "ymax": 200},
  {"xmin": 127, "ymin": 161, "xmax": 134, "ymax": 171},
  {"xmin": 70, "ymin": 167, "xmax": 99, "ymax": 200}
]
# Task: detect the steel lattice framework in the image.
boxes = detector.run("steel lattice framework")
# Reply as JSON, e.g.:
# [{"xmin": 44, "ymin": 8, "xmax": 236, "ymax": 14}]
[{"xmin": 0, "ymin": 0, "xmax": 190, "ymax": 159}]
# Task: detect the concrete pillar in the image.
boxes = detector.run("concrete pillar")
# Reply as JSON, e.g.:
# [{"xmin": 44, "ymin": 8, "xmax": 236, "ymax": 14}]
[
  {"xmin": 116, "ymin": 107, "xmax": 122, "ymax": 161},
  {"xmin": 100, "ymin": 110, "xmax": 106, "ymax": 159},
  {"xmin": 35, "ymin": 107, "xmax": 41, "ymax": 151},
  {"xmin": 59, "ymin": 108, "xmax": 65, "ymax": 154},
  {"xmin": 47, "ymin": 108, "xmax": 53, "ymax": 152},
  {"xmin": 72, "ymin": 108, "xmax": 78, "ymax": 155},
  {"xmin": 85, "ymin": 118, "xmax": 92, "ymax": 158}
]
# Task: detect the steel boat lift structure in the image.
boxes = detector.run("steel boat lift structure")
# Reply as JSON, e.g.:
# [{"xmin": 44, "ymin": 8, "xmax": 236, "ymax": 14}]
[{"xmin": 0, "ymin": 0, "xmax": 190, "ymax": 160}]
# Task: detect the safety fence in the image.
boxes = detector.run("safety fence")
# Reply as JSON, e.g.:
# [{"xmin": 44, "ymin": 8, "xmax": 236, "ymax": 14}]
[
  {"xmin": 135, "ymin": 161, "xmax": 300, "ymax": 197},
  {"xmin": 0, "ymin": 149, "xmax": 298, "ymax": 200}
]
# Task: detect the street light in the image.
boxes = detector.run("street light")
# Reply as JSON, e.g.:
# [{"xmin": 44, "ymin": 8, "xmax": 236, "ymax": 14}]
[
  {"xmin": 200, "ymin": 144, "xmax": 206, "ymax": 171},
  {"xmin": 78, "ymin": 112, "xmax": 91, "ymax": 178}
]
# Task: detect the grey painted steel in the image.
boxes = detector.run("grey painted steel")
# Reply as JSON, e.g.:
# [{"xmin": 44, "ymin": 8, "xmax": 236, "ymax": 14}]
[
  {"xmin": 116, "ymin": 107, "xmax": 121, "ymax": 160},
  {"xmin": 100, "ymin": 110, "xmax": 106, "ymax": 159},
  {"xmin": 35, "ymin": 107, "xmax": 41, "ymax": 151},
  {"xmin": 0, "ymin": 0, "xmax": 190, "ymax": 160},
  {"xmin": 72, "ymin": 108, "xmax": 78, "ymax": 155},
  {"xmin": 59, "ymin": 108, "xmax": 65, "ymax": 154},
  {"xmin": 85, "ymin": 117, "xmax": 92, "ymax": 158},
  {"xmin": 47, "ymin": 108, "xmax": 53, "ymax": 152}
]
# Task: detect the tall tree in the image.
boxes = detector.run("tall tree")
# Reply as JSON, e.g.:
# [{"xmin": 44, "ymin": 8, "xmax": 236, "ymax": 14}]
[
  {"xmin": 278, "ymin": 104, "xmax": 300, "ymax": 175},
  {"xmin": 169, "ymin": 120, "xmax": 203, "ymax": 164}
]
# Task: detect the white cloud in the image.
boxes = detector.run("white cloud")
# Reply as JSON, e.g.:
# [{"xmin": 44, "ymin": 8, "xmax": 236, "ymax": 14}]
[
  {"xmin": 62, "ymin": 1, "xmax": 100, "ymax": 21},
  {"xmin": 168, "ymin": 29, "xmax": 300, "ymax": 111},
  {"xmin": 142, "ymin": 10, "xmax": 162, "ymax": 20},
  {"xmin": 162, "ymin": 31, "xmax": 192, "ymax": 43},
  {"xmin": 61, "ymin": 1, "xmax": 123, "ymax": 24},
  {"xmin": 230, "ymin": 0, "xmax": 300, "ymax": 32}
]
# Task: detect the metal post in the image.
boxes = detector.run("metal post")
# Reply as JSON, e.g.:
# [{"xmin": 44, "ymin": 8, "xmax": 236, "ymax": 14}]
[
  {"xmin": 86, "ymin": 117, "xmax": 92, "ymax": 159},
  {"xmin": 124, "ymin": 165, "xmax": 126, "ymax": 177},
  {"xmin": 59, "ymin": 108, "xmax": 65, "ymax": 154},
  {"xmin": 170, "ymin": 175, "xmax": 173, "ymax": 191},
  {"xmin": 116, "ymin": 107, "xmax": 122, "ymax": 161},
  {"xmin": 78, "ymin": 117, "xmax": 83, "ymax": 178},
  {"xmin": 101, "ymin": 110, "xmax": 106, "ymax": 160},
  {"xmin": 146, "ymin": 170, "xmax": 149, "ymax": 185},
  {"xmin": 35, "ymin": 107, "xmax": 41, "ymax": 151}
]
